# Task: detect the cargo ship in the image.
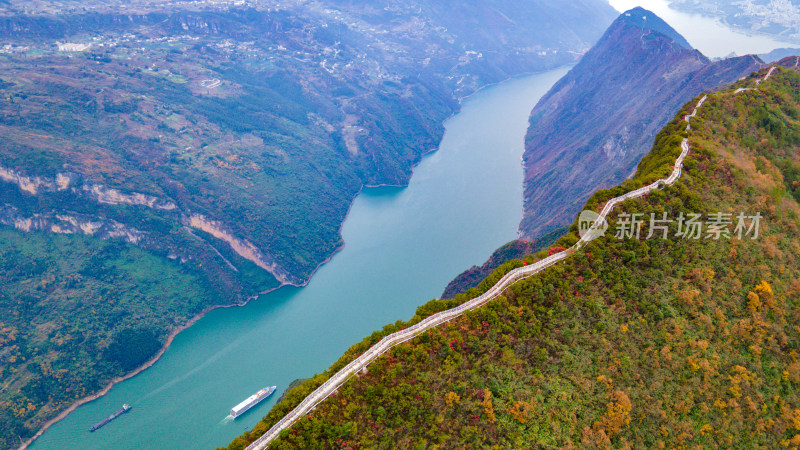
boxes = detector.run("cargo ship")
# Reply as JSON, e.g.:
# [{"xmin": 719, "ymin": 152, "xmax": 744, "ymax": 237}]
[
  {"xmin": 230, "ymin": 386, "xmax": 277, "ymax": 418},
  {"xmin": 89, "ymin": 404, "xmax": 131, "ymax": 432}
]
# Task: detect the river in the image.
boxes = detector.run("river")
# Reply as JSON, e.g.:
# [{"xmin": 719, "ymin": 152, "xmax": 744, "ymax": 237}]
[
  {"xmin": 609, "ymin": 0, "xmax": 797, "ymax": 58},
  {"xmin": 30, "ymin": 68, "xmax": 570, "ymax": 449},
  {"xmin": 31, "ymin": 3, "xmax": 798, "ymax": 448}
]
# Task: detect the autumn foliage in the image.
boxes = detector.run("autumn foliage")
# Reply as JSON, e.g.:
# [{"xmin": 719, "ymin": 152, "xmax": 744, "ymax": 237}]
[{"xmin": 231, "ymin": 67, "xmax": 800, "ymax": 450}]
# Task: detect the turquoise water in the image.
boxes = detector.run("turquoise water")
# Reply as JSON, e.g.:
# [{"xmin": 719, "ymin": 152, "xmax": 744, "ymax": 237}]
[{"xmin": 31, "ymin": 67, "xmax": 570, "ymax": 450}]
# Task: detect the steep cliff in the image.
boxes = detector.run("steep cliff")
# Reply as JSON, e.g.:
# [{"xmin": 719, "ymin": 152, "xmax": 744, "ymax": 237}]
[
  {"xmin": 231, "ymin": 63, "xmax": 800, "ymax": 450},
  {"xmin": 0, "ymin": 2, "xmax": 621, "ymax": 447},
  {"xmin": 519, "ymin": 7, "xmax": 763, "ymax": 238}
]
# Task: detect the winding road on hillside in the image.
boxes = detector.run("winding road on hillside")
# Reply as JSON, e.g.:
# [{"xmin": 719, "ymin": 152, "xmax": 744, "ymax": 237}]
[{"xmin": 244, "ymin": 67, "xmax": 775, "ymax": 450}]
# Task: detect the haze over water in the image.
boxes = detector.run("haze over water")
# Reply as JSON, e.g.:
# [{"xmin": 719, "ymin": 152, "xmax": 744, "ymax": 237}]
[
  {"xmin": 31, "ymin": 4, "xmax": 796, "ymax": 448},
  {"xmin": 609, "ymin": 0, "xmax": 797, "ymax": 58}
]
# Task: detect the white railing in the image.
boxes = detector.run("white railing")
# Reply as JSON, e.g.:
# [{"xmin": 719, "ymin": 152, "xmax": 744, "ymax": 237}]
[{"xmin": 245, "ymin": 74, "xmax": 765, "ymax": 449}]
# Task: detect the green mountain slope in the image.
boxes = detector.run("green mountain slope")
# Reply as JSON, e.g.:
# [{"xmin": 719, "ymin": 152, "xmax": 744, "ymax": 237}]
[
  {"xmin": 0, "ymin": 228, "xmax": 225, "ymax": 444},
  {"xmin": 0, "ymin": 3, "xmax": 620, "ymax": 447},
  {"xmin": 227, "ymin": 64, "xmax": 800, "ymax": 449}
]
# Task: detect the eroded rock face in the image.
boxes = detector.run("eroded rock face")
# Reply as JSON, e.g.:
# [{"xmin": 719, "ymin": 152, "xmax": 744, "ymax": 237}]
[
  {"xmin": 0, "ymin": 166, "xmax": 76, "ymax": 195},
  {"xmin": 0, "ymin": 0, "xmax": 620, "ymax": 289},
  {"xmin": 0, "ymin": 163, "xmax": 300, "ymax": 282},
  {"xmin": 0, "ymin": 204, "xmax": 144, "ymax": 244},
  {"xmin": 82, "ymin": 184, "xmax": 176, "ymax": 211},
  {"xmin": 187, "ymin": 214, "xmax": 297, "ymax": 285},
  {"xmin": 0, "ymin": 165, "xmax": 176, "ymax": 210},
  {"xmin": 520, "ymin": 7, "xmax": 763, "ymax": 239}
]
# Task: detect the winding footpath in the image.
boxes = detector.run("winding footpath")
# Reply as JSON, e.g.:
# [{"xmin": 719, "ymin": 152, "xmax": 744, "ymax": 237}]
[{"xmin": 245, "ymin": 67, "xmax": 775, "ymax": 450}]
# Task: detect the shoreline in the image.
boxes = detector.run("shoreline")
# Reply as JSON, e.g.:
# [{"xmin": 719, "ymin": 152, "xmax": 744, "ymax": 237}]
[
  {"xmin": 19, "ymin": 66, "xmax": 570, "ymax": 450},
  {"xmin": 17, "ymin": 284, "xmax": 285, "ymax": 450},
  {"xmin": 17, "ymin": 179, "xmax": 387, "ymax": 450},
  {"xmin": 242, "ymin": 85, "xmax": 714, "ymax": 449}
]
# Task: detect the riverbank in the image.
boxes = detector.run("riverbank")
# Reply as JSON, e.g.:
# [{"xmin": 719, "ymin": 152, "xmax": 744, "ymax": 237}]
[
  {"xmin": 29, "ymin": 68, "xmax": 569, "ymax": 450},
  {"xmin": 22, "ymin": 64, "xmax": 583, "ymax": 450},
  {"xmin": 18, "ymin": 291, "xmax": 269, "ymax": 450},
  {"xmin": 237, "ymin": 82, "xmax": 713, "ymax": 448}
]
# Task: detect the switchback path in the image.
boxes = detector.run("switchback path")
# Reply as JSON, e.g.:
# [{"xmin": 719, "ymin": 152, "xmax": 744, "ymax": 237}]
[{"xmin": 245, "ymin": 67, "xmax": 775, "ymax": 450}]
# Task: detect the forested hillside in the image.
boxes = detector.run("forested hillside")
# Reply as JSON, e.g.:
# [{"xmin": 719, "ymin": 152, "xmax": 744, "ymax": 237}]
[
  {"xmin": 228, "ymin": 62, "xmax": 800, "ymax": 449},
  {"xmin": 0, "ymin": 2, "xmax": 619, "ymax": 446}
]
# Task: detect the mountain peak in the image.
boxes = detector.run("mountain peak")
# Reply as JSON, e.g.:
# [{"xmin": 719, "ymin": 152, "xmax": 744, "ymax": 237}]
[
  {"xmin": 617, "ymin": 7, "xmax": 692, "ymax": 49},
  {"xmin": 518, "ymin": 4, "xmax": 762, "ymax": 239}
]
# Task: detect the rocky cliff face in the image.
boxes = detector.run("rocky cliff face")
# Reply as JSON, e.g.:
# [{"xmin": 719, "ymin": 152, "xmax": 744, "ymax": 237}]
[
  {"xmin": 519, "ymin": 7, "xmax": 763, "ymax": 239},
  {"xmin": 0, "ymin": 1, "xmax": 619, "ymax": 289},
  {"xmin": 0, "ymin": 3, "xmax": 625, "ymax": 446}
]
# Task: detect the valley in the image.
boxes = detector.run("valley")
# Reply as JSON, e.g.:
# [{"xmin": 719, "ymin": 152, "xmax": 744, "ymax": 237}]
[
  {"xmin": 234, "ymin": 60, "xmax": 800, "ymax": 449},
  {"xmin": 2, "ymin": 2, "xmax": 799, "ymax": 449},
  {"xmin": 238, "ymin": 80, "xmax": 713, "ymax": 450},
  {"xmin": 0, "ymin": 1, "xmax": 621, "ymax": 447},
  {"xmin": 22, "ymin": 66, "xmax": 570, "ymax": 450}
]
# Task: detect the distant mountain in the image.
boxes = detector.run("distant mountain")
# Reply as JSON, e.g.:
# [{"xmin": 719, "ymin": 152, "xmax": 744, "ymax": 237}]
[
  {"xmin": 669, "ymin": 0, "xmax": 800, "ymax": 45},
  {"xmin": 519, "ymin": 7, "xmax": 763, "ymax": 239},
  {"xmin": 231, "ymin": 62, "xmax": 800, "ymax": 450},
  {"xmin": 0, "ymin": 1, "xmax": 621, "ymax": 447},
  {"xmin": 760, "ymin": 47, "xmax": 800, "ymax": 63},
  {"xmin": 777, "ymin": 54, "xmax": 800, "ymax": 68}
]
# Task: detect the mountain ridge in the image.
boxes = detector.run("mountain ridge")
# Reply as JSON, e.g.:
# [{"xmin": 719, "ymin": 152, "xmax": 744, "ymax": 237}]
[
  {"xmin": 228, "ymin": 62, "xmax": 800, "ymax": 450},
  {"xmin": 618, "ymin": 6, "xmax": 692, "ymax": 49},
  {"xmin": 519, "ymin": 7, "xmax": 763, "ymax": 239},
  {"xmin": 0, "ymin": 2, "xmax": 620, "ymax": 447}
]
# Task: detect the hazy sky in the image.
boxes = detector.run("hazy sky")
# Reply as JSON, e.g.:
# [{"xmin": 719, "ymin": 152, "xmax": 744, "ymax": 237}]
[{"xmin": 608, "ymin": 0, "xmax": 796, "ymax": 57}]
